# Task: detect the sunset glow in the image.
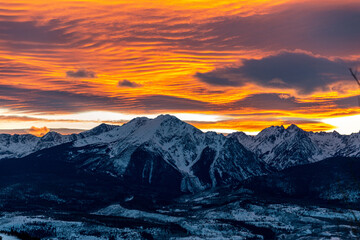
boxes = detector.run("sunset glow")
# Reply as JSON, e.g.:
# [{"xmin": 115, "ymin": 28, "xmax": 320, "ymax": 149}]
[{"xmin": 0, "ymin": 0, "xmax": 359, "ymax": 134}]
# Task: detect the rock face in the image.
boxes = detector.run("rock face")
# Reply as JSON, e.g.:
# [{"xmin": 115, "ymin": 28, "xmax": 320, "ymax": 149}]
[
  {"xmin": 229, "ymin": 125, "xmax": 360, "ymax": 170},
  {"xmin": 123, "ymin": 146, "xmax": 183, "ymax": 194},
  {"xmin": 244, "ymin": 156, "xmax": 360, "ymax": 203}
]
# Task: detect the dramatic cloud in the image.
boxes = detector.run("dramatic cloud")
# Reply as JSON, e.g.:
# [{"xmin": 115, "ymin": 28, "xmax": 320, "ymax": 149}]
[
  {"xmin": 194, "ymin": 73, "xmax": 238, "ymax": 87},
  {"xmin": 0, "ymin": 84, "xmax": 212, "ymax": 113},
  {"xmin": 196, "ymin": 52, "xmax": 355, "ymax": 94},
  {"xmin": 135, "ymin": 95, "xmax": 212, "ymax": 111},
  {"xmin": 28, "ymin": 126, "xmax": 49, "ymax": 137},
  {"xmin": 0, "ymin": 20, "xmax": 71, "ymax": 44},
  {"xmin": 0, "ymin": 57, "xmax": 43, "ymax": 77},
  {"xmin": 0, "ymin": 84, "xmax": 123, "ymax": 113},
  {"xmin": 118, "ymin": 79, "xmax": 142, "ymax": 88},
  {"xmin": 66, "ymin": 69, "xmax": 97, "ymax": 79},
  {"xmin": 333, "ymin": 95, "xmax": 360, "ymax": 109},
  {"xmin": 201, "ymin": 4, "xmax": 360, "ymax": 55},
  {"xmin": 190, "ymin": 118, "xmax": 335, "ymax": 132},
  {"xmin": 229, "ymin": 93, "xmax": 319, "ymax": 110},
  {"xmin": 0, "ymin": 1, "xmax": 359, "ymax": 133}
]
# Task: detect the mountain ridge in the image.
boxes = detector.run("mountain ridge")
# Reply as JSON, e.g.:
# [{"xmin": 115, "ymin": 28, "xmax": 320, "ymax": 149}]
[
  {"xmin": 69, "ymin": 114, "xmax": 268, "ymax": 192},
  {"xmin": 1, "ymin": 115, "xmax": 359, "ymax": 172},
  {"xmin": 229, "ymin": 124, "xmax": 360, "ymax": 170},
  {"xmin": 0, "ymin": 115, "xmax": 269, "ymax": 193},
  {"xmin": 0, "ymin": 114, "xmax": 360, "ymax": 239}
]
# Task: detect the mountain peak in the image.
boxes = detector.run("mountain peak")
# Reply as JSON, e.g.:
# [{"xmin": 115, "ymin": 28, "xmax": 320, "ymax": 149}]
[
  {"xmin": 332, "ymin": 130, "xmax": 341, "ymax": 136},
  {"xmin": 286, "ymin": 124, "xmax": 302, "ymax": 132},
  {"xmin": 147, "ymin": 114, "xmax": 202, "ymax": 137},
  {"xmin": 94, "ymin": 123, "xmax": 116, "ymax": 130},
  {"xmin": 125, "ymin": 116, "xmax": 149, "ymax": 127},
  {"xmin": 154, "ymin": 114, "xmax": 181, "ymax": 123},
  {"xmin": 84, "ymin": 123, "xmax": 118, "ymax": 135},
  {"xmin": 41, "ymin": 131, "xmax": 62, "ymax": 140},
  {"xmin": 257, "ymin": 125, "xmax": 285, "ymax": 138},
  {"xmin": 98, "ymin": 123, "xmax": 111, "ymax": 127},
  {"xmin": 123, "ymin": 115, "xmax": 181, "ymax": 129}
]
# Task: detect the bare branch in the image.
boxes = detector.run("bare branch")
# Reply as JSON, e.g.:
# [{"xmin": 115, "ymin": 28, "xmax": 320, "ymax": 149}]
[{"xmin": 349, "ymin": 68, "xmax": 360, "ymax": 86}]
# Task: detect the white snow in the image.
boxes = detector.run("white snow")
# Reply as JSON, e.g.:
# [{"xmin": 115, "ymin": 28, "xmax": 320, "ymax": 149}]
[
  {"xmin": 229, "ymin": 125, "xmax": 360, "ymax": 170},
  {"xmin": 0, "ymin": 234, "xmax": 20, "ymax": 240},
  {"xmin": 95, "ymin": 204, "xmax": 183, "ymax": 223},
  {"xmin": 0, "ymin": 124, "xmax": 117, "ymax": 160}
]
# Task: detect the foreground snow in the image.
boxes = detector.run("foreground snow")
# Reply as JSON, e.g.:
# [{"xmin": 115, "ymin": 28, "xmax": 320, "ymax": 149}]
[{"xmin": 1, "ymin": 195, "xmax": 359, "ymax": 239}]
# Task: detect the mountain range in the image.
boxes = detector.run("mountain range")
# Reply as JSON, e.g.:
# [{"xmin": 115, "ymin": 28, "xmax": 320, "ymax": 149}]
[
  {"xmin": 0, "ymin": 114, "xmax": 359, "ymax": 197},
  {"xmin": 0, "ymin": 115, "xmax": 269, "ymax": 194},
  {"xmin": 0, "ymin": 114, "xmax": 359, "ymax": 239},
  {"xmin": 1, "ymin": 114, "xmax": 359, "ymax": 177},
  {"xmin": 229, "ymin": 124, "xmax": 360, "ymax": 170}
]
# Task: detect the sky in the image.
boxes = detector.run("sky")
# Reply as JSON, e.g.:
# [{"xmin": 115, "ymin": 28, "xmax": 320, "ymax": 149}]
[{"xmin": 0, "ymin": 0, "xmax": 359, "ymax": 136}]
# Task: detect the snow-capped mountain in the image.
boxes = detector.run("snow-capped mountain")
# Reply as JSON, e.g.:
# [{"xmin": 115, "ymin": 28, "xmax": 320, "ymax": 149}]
[
  {"xmin": 229, "ymin": 124, "xmax": 360, "ymax": 170},
  {"xmin": 0, "ymin": 116, "xmax": 359, "ymax": 240},
  {"xmin": 0, "ymin": 115, "xmax": 268, "ymax": 193},
  {"xmin": 0, "ymin": 123, "xmax": 119, "ymax": 160},
  {"xmin": 73, "ymin": 115, "xmax": 268, "ymax": 192},
  {"xmin": 1, "ymin": 115, "xmax": 359, "ymax": 192}
]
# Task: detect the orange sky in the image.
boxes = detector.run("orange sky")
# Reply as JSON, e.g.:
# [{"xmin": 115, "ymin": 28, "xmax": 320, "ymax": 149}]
[{"xmin": 0, "ymin": 0, "xmax": 359, "ymax": 136}]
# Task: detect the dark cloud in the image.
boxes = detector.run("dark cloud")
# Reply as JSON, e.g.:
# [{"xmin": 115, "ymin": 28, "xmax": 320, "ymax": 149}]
[
  {"xmin": 66, "ymin": 69, "xmax": 97, "ymax": 79},
  {"xmin": 0, "ymin": 84, "xmax": 123, "ymax": 113},
  {"xmin": 0, "ymin": 84, "xmax": 211, "ymax": 113},
  {"xmin": 229, "ymin": 93, "xmax": 320, "ymax": 111},
  {"xmin": 0, "ymin": 83, "xmax": 357, "ymax": 115},
  {"xmin": 0, "ymin": 20, "xmax": 72, "ymax": 44},
  {"xmin": 313, "ymin": 8, "xmax": 360, "ymax": 47},
  {"xmin": 118, "ymin": 79, "xmax": 142, "ymax": 88},
  {"xmin": 66, "ymin": 3, "xmax": 359, "ymax": 56},
  {"xmin": 0, "ymin": 2, "xmax": 359, "ymax": 59},
  {"xmin": 229, "ymin": 93, "xmax": 360, "ymax": 112},
  {"xmin": 333, "ymin": 95, "xmax": 360, "ymax": 109},
  {"xmin": 0, "ymin": 57, "xmax": 42, "ymax": 77},
  {"xmin": 199, "ymin": 4, "xmax": 360, "ymax": 56},
  {"xmin": 196, "ymin": 52, "xmax": 356, "ymax": 94},
  {"xmin": 194, "ymin": 72, "xmax": 238, "ymax": 87},
  {"xmin": 135, "ymin": 95, "xmax": 212, "ymax": 111}
]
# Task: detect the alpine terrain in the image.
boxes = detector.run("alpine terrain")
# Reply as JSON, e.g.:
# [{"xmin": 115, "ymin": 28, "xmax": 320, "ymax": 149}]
[{"xmin": 0, "ymin": 115, "xmax": 359, "ymax": 239}]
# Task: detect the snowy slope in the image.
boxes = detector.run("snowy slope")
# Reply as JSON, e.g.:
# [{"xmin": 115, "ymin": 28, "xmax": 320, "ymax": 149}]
[
  {"xmin": 0, "ymin": 115, "xmax": 267, "ymax": 193},
  {"xmin": 230, "ymin": 125, "xmax": 360, "ymax": 170},
  {"xmin": 74, "ymin": 115, "xmax": 268, "ymax": 192},
  {"xmin": 0, "ymin": 123, "xmax": 119, "ymax": 160},
  {"xmin": 2, "ymin": 115, "xmax": 358, "ymax": 189}
]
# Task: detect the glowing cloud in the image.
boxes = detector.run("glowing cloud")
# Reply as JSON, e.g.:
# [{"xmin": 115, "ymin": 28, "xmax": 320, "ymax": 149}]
[
  {"xmin": 0, "ymin": 0, "xmax": 359, "ymax": 133},
  {"xmin": 27, "ymin": 126, "xmax": 49, "ymax": 137}
]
